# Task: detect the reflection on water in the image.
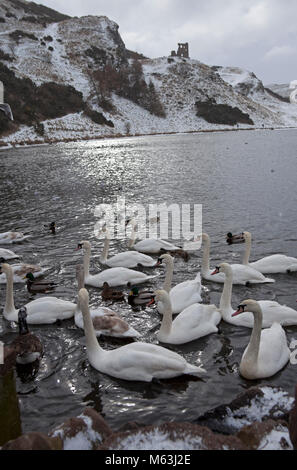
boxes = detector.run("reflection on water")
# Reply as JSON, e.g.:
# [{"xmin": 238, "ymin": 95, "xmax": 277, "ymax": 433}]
[{"xmin": 0, "ymin": 130, "xmax": 297, "ymax": 434}]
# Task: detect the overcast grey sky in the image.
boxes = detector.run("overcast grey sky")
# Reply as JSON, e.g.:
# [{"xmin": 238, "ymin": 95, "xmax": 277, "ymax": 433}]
[{"xmin": 37, "ymin": 0, "xmax": 297, "ymax": 84}]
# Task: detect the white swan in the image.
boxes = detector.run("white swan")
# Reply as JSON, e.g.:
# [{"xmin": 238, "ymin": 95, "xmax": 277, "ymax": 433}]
[
  {"xmin": 0, "ymin": 262, "xmax": 48, "ymax": 284},
  {"xmin": 232, "ymin": 299, "xmax": 290, "ymax": 379},
  {"xmin": 0, "ymin": 249, "xmax": 20, "ymax": 261},
  {"xmin": 155, "ymin": 289, "xmax": 221, "ymax": 344},
  {"xmin": 0, "ymin": 231, "xmax": 30, "ymax": 244},
  {"xmin": 127, "ymin": 218, "xmax": 181, "ymax": 254},
  {"xmin": 75, "ymin": 265, "xmax": 140, "ymax": 339},
  {"xmin": 79, "ymin": 287, "xmax": 206, "ymax": 381},
  {"xmin": 213, "ymin": 263, "xmax": 297, "ymax": 327},
  {"xmin": 1, "ymin": 263, "xmax": 76, "ymax": 324},
  {"xmin": 201, "ymin": 233, "xmax": 275, "ymax": 285},
  {"xmin": 99, "ymin": 228, "xmax": 157, "ymax": 268},
  {"xmin": 77, "ymin": 241, "xmax": 158, "ymax": 288},
  {"xmin": 241, "ymin": 231, "xmax": 297, "ymax": 274},
  {"xmin": 157, "ymin": 254, "xmax": 202, "ymax": 314}
]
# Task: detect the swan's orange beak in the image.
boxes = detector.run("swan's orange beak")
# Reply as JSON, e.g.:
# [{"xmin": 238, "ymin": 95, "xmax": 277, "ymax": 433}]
[
  {"xmin": 211, "ymin": 268, "xmax": 219, "ymax": 275},
  {"xmin": 147, "ymin": 298, "xmax": 155, "ymax": 306},
  {"xmin": 232, "ymin": 305, "xmax": 245, "ymax": 317}
]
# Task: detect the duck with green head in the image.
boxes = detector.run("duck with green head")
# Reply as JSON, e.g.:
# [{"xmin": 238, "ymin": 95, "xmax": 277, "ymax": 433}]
[
  {"xmin": 128, "ymin": 286, "xmax": 154, "ymax": 307},
  {"xmin": 25, "ymin": 272, "xmax": 57, "ymax": 294}
]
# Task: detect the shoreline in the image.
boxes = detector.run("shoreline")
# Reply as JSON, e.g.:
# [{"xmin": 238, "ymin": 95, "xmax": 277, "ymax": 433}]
[{"xmin": 1, "ymin": 125, "xmax": 297, "ymax": 151}]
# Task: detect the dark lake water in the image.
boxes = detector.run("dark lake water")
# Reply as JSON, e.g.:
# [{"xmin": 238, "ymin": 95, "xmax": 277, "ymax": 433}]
[{"xmin": 0, "ymin": 129, "xmax": 297, "ymax": 435}]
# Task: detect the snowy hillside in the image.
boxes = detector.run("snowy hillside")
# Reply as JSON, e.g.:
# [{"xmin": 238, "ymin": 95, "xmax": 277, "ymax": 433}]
[{"xmin": 0, "ymin": 0, "xmax": 297, "ymax": 146}]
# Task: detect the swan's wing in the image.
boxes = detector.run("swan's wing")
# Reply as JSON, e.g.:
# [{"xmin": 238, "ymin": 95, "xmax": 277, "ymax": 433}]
[
  {"xmin": 170, "ymin": 279, "xmax": 202, "ymax": 312},
  {"xmin": 88, "ymin": 267, "xmax": 158, "ymax": 287},
  {"xmin": 107, "ymin": 251, "xmax": 155, "ymax": 267},
  {"xmin": 256, "ymin": 323, "xmax": 290, "ymax": 373},
  {"xmin": 250, "ymin": 254, "xmax": 297, "ymax": 273},
  {"xmin": 231, "ymin": 264, "xmax": 274, "ymax": 283},
  {"xmin": 26, "ymin": 298, "xmax": 76, "ymax": 324},
  {"xmin": 259, "ymin": 301, "xmax": 297, "ymax": 327}
]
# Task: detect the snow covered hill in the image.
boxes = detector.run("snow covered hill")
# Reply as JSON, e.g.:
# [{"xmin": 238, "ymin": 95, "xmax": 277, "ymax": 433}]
[{"xmin": 0, "ymin": 0, "xmax": 297, "ymax": 146}]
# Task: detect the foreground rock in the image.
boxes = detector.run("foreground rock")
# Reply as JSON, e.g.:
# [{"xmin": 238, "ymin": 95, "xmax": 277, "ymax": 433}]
[
  {"xmin": 49, "ymin": 408, "xmax": 112, "ymax": 450},
  {"xmin": 289, "ymin": 385, "xmax": 297, "ymax": 450},
  {"xmin": 195, "ymin": 386, "xmax": 294, "ymax": 434},
  {"xmin": 2, "ymin": 432, "xmax": 62, "ymax": 450},
  {"xmin": 98, "ymin": 422, "xmax": 248, "ymax": 450}
]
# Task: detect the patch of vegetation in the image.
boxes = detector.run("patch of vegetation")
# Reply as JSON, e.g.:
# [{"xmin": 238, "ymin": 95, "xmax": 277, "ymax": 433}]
[
  {"xmin": 85, "ymin": 46, "xmax": 111, "ymax": 67},
  {"xmin": 264, "ymin": 87, "xmax": 290, "ymax": 103},
  {"xmin": 5, "ymin": 12, "xmax": 17, "ymax": 19},
  {"xmin": 91, "ymin": 59, "xmax": 166, "ymax": 118},
  {"xmin": 0, "ymin": 63, "xmax": 114, "ymax": 136},
  {"xmin": 9, "ymin": 30, "xmax": 38, "ymax": 43},
  {"xmin": 84, "ymin": 108, "xmax": 114, "ymax": 127},
  {"xmin": 195, "ymin": 98, "xmax": 254, "ymax": 126},
  {"xmin": 0, "ymin": 17, "xmax": 6, "ymax": 23},
  {"xmin": 125, "ymin": 49, "xmax": 148, "ymax": 60},
  {"xmin": 43, "ymin": 35, "xmax": 53, "ymax": 42}
]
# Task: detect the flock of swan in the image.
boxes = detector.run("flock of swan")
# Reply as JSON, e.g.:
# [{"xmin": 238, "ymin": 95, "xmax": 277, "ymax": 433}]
[{"xmin": 1, "ymin": 221, "xmax": 297, "ymax": 383}]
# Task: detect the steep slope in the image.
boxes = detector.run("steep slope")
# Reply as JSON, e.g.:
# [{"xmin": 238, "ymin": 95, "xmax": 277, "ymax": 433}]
[{"xmin": 0, "ymin": 0, "xmax": 296, "ymax": 146}]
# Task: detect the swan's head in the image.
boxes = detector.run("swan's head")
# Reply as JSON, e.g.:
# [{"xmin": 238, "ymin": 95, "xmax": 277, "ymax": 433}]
[
  {"xmin": 242, "ymin": 232, "xmax": 251, "ymax": 242},
  {"xmin": 158, "ymin": 254, "xmax": 174, "ymax": 266},
  {"xmin": 76, "ymin": 240, "xmax": 91, "ymax": 251},
  {"xmin": 0, "ymin": 263, "xmax": 12, "ymax": 275},
  {"xmin": 154, "ymin": 289, "xmax": 170, "ymax": 304},
  {"xmin": 202, "ymin": 233, "xmax": 209, "ymax": 243},
  {"xmin": 232, "ymin": 299, "xmax": 258, "ymax": 317},
  {"xmin": 211, "ymin": 262, "xmax": 231, "ymax": 276},
  {"xmin": 78, "ymin": 288, "xmax": 89, "ymax": 314}
]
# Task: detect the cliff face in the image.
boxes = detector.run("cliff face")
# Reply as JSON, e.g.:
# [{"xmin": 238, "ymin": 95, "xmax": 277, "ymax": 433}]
[{"xmin": 0, "ymin": 0, "xmax": 297, "ymax": 146}]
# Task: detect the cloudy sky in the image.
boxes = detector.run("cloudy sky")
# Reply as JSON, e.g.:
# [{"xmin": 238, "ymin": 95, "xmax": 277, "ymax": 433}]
[{"xmin": 37, "ymin": 0, "xmax": 297, "ymax": 84}]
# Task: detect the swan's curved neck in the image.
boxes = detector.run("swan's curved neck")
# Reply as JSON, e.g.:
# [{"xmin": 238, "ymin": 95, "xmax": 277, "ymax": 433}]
[
  {"xmin": 83, "ymin": 246, "xmax": 91, "ymax": 278},
  {"xmin": 163, "ymin": 260, "xmax": 174, "ymax": 293},
  {"xmin": 81, "ymin": 297, "xmax": 103, "ymax": 359},
  {"xmin": 100, "ymin": 232, "xmax": 110, "ymax": 263},
  {"xmin": 127, "ymin": 219, "xmax": 136, "ymax": 248},
  {"xmin": 159, "ymin": 295, "xmax": 173, "ymax": 336},
  {"xmin": 75, "ymin": 270, "xmax": 85, "ymax": 313},
  {"xmin": 219, "ymin": 268, "xmax": 233, "ymax": 317},
  {"xmin": 242, "ymin": 236, "xmax": 251, "ymax": 265},
  {"xmin": 244, "ymin": 307, "xmax": 262, "ymax": 365},
  {"xmin": 4, "ymin": 268, "xmax": 15, "ymax": 317},
  {"xmin": 202, "ymin": 236, "xmax": 210, "ymax": 275}
]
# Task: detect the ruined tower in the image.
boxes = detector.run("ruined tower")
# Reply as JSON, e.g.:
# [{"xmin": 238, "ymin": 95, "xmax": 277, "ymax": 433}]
[{"xmin": 171, "ymin": 43, "xmax": 189, "ymax": 59}]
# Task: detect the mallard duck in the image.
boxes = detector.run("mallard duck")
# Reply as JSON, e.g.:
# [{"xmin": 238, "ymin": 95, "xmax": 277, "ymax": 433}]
[
  {"xmin": 226, "ymin": 232, "xmax": 245, "ymax": 245},
  {"xmin": 25, "ymin": 272, "xmax": 57, "ymax": 294},
  {"xmin": 128, "ymin": 286, "xmax": 155, "ymax": 307},
  {"xmin": 101, "ymin": 282, "xmax": 125, "ymax": 302},
  {"xmin": 10, "ymin": 307, "xmax": 43, "ymax": 365},
  {"xmin": 0, "ymin": 259, "xmax": 48, "ymax": 284}
]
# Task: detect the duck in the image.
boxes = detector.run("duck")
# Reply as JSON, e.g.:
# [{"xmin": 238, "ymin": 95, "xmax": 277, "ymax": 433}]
[
  {"xmin": 226, "ymin": 232, "xmax": 245, "ymax": 245},
  {"xmin": 1, "ymin": 263, "xmax": 76, "ymax": 324},
  {"xmin": 200, "ymin": 233, "xmax": 275, "ymax": 285},
  {"xmin": 232, "ymin": 299, "xmax": 290, "ymax": 379},
  {"xmin": 241, "ymin": 231, "xmax": 297, "ymax": 274},
  {"xmin": 0, "ymin": 259, "xmax": 48, "ymax": 284},
  {"xmin": 78, "ymin": 287, "xmax": 206, "ymax": 381},
  {"xmin": 128, "ymin": 286, "xmax": 154, "ymax": 307},
  {"xmin": 153, "ymin": 290, "xmax": 221, "ymax": 344},
  {"xmin": 101, "ymin": 282, "xmax": 125, "ymax": 302},
  {"xmin": 9, "ymin": 307, "xmax": 43, "ymax": 365},
  {"xmin": 0, "ymin": 231, "xmax": 30, "ymax": 244},
  {"xmin": 44, "ymin": 222, "xmax": 56, "ymax": 235},
  {"xmin": 99, "ymin": 227, "xmax": 157, "ymax": 268},
  {"xmin": 75, "ymin": 265, "xmax": 140, "ymax": 338},
  {"xmin": 76, "ymin": 240, "xmax": 158, "ymax": 288},
  {"xmin": 127, "ymin": 218, "xmax": 181, "ymax": 254},
  {"xmin": 25, "ymin": 272, "xmax": 57, "ymax": 294},
  {"xmin": 159, "ymin": 247, "xmax": 189, "ymax": 262},
  {"xmin": 212, "ymin": 263, "xmax": 297, "ymax": 327},
  {"xmin": 157, "ymin": 254, "xmax": 202, "ymax": 314},
  {"xmin": 0, "ymin": 249, "xmax": 20, "ymax": 261}
]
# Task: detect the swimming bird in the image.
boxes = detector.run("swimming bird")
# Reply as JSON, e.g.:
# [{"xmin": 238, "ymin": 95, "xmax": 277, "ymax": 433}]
[
  {"xmin": 128, "ymin": 286, "xmax": 154, "ymax": 307},
  {"xmin": 212, "ymin": 263, "xmax": 297, "ymax": 327},
  {"xmin": 75, "ymin": 265, "xmax": 140, "ymax": 338},
  {"xmin": 232, "ymin": 299, "xmax": 290, "ymax": 380},
  {"xmin": 200, "ymin": 233, "xmax": 275, "ymax": 285},
  {"xmin": 0, "ymin": 231, "xmax": 29, "ymax": 244},
  {"xmin": 127, "ymin": 218, "xmax": 181, "ymax": 254},
  {"xmin": 76, "ymin": 240, "xmax": 158, "ymax": 287},
  {"xmin": 240, "ymin": 231, "xmax": 297, "ymax": 274},
  {"xmin": 78, "ymin": 287, "xmax": 206, "ymax": 381},
  {"xmin": 0, "ymin": 249, "xmax": 20, "ymax": 261},
  {"xmin": 1, "ymin": 263, "xmax": 76, "ymax": 324},
  {"xmin": 154, "ymin": 290, "xmax": 221, "ymax": 344},
  {"xmin": 25, "ymin": 272, "xmax": 57, "ymax": 294},
  {"xmin": 0, "ymin": 260, "xmax": 48, "ymax": 284},
  {"xmin": 101, "ymin": 282, "xmax": 125, "ymax": 302},
  {"xmin": 10, "ymin": 307, "xmax": 43, "ymax": 365}
]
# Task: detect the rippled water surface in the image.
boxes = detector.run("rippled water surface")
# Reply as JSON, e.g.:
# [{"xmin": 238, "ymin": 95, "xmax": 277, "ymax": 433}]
[{"xmin": 0, "ymin": 129, "xmax": 297, "ymax": 434}]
